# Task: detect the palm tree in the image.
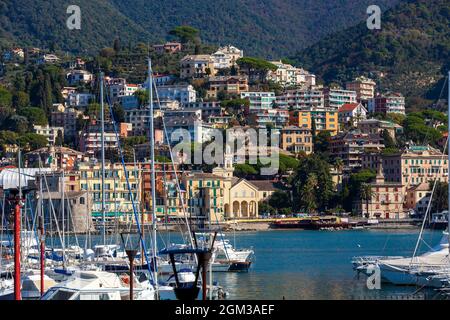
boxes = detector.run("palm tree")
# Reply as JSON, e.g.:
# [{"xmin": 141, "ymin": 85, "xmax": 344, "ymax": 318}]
[
  {"xmin": 334, "ymin": 158, "xmax": 344, "ymax": 173},
  {"xmin": 360, "ymin": 183, "xmax": 374, "ymax": 218}
]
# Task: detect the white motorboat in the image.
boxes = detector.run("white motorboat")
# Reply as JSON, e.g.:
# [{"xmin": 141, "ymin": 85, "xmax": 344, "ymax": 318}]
[{"xmin": 41, "ymin": 270, "xmax": 156, "ymax": 300}]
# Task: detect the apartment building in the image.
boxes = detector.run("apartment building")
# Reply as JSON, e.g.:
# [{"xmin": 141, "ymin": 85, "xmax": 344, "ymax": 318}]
[
  {"xmin": 66, "ymin": 69, "xmax": 93, "ymax": 85},
  {"xmin": 268, "ymin": 61, "xmax": 316, "ymax": 87},
  {"xmin": 289, "ymin": 110, "xmax": 339, "ymax": 136},
  {"xmin": 357, "ymin": 118, "xmax": 403, "ymax": 140},
  {"xmin": 249, "ymin": 109, "xmax": 289, "ymax": 129},
  {"xmin": 180, "ymin": 55, "xmax": 216, "ymax": 79},
  {"xmin": 51, "ymin": 107, "xmax": 84, "ymax": 139},
  {"xmin": 357, "ymin": 161, "xmax": 406, "ymax": 219},
  {"xmin": 184, "ymin": 101, "xmax": 223, "ymax": 120},
  {"xmin": 324, "ymin": 88, "xmax": 357, "ymax": 110},
  {"xmin": 33, "ymin": 125, "xmax": 64, "ymax": 146},
  {"xmin": 368, "ymin": 92, "xmax": 406, "ymax": 115},
  {"xmin": 107, "ymin": 78, "xmax": 140, "ymax": 103},
  {"xmin": 362, "ymin": 145, "xmax": 449, "ymax": 186},
  {"xmin": 156, "ymin": 84, "xmax": 197, "ymax": 104},
  {"xmin": 206, "ymin": 76, "xmax": 249, "ymax": 99},
  {"xmin": 78, "ymin": 162, "xmax": 141, "ymax": 223},
  {"xmin": 240, "ymin": 92, "xmax": 276, "ymax": 111},
  {"xmin": 330, "ymin": 131, "xmax": 384, "ymax": 172},
  {"xmin": 280, "ymin": 126, "xmax": 313, "ymax": 155},
  {"xmin": 212, "ymin": 45, "xmax": 243, "ymax": 69},
  {"xmin": 345, "ymin": 76, "xmax": 376, "ymax": 103},
  {"xmin": 276, "ymin": 88, "xmax": 324, "ymax": 110},
  {"xmin": 79, "ymin": 121, "xmax": 119, "ymax": 157},
  {"xmin": 67, "ymin": 93, "xmax": 95, "ymax": 108}
]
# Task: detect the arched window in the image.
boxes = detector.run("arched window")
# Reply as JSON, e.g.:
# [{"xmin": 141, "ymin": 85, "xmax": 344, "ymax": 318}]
[{"xmin": 80, "ymin": 197, "xmax": 85, "ymax": 205}]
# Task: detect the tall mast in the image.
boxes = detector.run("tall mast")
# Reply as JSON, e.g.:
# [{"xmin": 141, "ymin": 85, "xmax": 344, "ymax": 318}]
[
  {"xmin": 148, "ymin": 58, "xmax": 158, "ymax": 288},
  {"xmin": 447, "ymin": 70, "xmax": 450, "ymax": 242},
  {"xmin": 100, "ymin": 71, "xmax": 106, "ymax": 246}
]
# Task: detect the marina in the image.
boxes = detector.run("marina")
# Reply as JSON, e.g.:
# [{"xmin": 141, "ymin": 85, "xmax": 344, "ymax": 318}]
[{"xmin": 1, "ymin": 229, "xmax": 447, "ymax": 300}]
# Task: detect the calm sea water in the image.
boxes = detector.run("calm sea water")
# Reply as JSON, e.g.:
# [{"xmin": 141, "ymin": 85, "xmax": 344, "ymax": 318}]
[{"xmin": 3, "ymin": 229, "xmax": 445, "ymax": 300}]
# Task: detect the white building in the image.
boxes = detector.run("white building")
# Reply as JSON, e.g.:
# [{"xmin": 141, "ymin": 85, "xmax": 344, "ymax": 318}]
[
  {"xmin": 66, "ymin": 70, "xmax": 94, "ymax": 85},
  {"xmin": 67, "ymin": 93, "xmax": 95, "ymax": 108},
  {"xmin": 240, "ymin": 92, "xmax": 276, "ymax": 111},
  {"xmin": 107, "ymin": 78, "xmax": 140, "ymax": 103},
  {"xmin": 368, "ymin": 92, "xmax": 406, "ymax": 115},
  {"xmin": 276, "ymin": 88, "xmax": 324, "ymax": 110},
  {"xmin": 156, "ymin": 85, "xmax": 197, "ymax": 104},
  {"xmin": 212, "ymin": 45, "xmax": 243, "ymax": 69},
  {"xmin": 37, "ymin": 54, "xmax": 60, "ymax": 64},
  {"xmin": 338, "ymin": 103, "xmax": 368, "ymax": 127},
  {"xmin": 268, "ymin": 61, "xmax": 316, "ymax": 88},
  {"xmin": 324, "ymin": 88, "xmax": 358, "ymax": 110},
  {"xmin": 33, "ymin": 125, "xmax": 64, "ymax": 145}
]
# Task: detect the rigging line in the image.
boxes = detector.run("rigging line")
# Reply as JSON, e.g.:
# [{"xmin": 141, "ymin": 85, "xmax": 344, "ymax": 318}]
[
  {"xmin": 38, "ymin": 159, "xmax": 66, "ymax": 263},
  {"xmin": 104, "ymin": 80, "xmax": 156, "ymax": 285},
  {"xmin": 152, "ymin": 71, "xmax": 194, "ymax": 250}
]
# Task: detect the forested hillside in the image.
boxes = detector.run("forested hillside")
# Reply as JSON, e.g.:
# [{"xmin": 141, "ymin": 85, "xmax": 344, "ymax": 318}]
[
  {"xmin": 0, "ymin": 0, "xmax": 400, "ymax": 57},
  {"xmin": 0, "ymin": 0, "xmax": 152, "ymax": 53},
  {"xmin": 292, "ymin": 0, "xmax": 450, "ymax": 104}
]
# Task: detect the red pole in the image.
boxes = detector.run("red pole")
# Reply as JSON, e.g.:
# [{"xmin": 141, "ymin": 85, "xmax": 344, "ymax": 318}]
[
  {"xmin": 39, "ymin": 216, "xmax": 45, "ymax": 296},
  {"xmin": 14, "ymin": 202, "xmax": 21, "ymax": 301}
]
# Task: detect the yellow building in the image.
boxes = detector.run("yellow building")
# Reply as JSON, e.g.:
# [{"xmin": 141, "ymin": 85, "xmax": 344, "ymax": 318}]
[
  {"xmin": 182, "ymin": 154, "xmax": 277, "ymax": 222},
  {"xmin": 289, "ymin": 110, "xmax": 339, "ymax": 136},
  {"xmin": 78, "ymin": 162, "xmax": 142, "ymax": 223},
  {"xmin": 280, "ymin": 126, "xmax": 313, "ymax": 155}
]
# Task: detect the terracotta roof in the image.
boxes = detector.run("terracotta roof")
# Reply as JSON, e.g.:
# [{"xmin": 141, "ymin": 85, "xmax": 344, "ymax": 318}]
[
  {"xmin": 409, "ymin": 182, "xmax": 431, "ymax": 192},
  {"xmin": 247, "ymin": 180, "xmax": 280, "ymax": 191},
  {"xmin": 338, "ymin": 103, "xmax": 360, "ymax": 113}
]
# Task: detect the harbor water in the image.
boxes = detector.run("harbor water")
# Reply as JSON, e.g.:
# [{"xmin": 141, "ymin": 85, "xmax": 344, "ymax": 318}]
[{"xmin": 3, "ymin": 228, "xmax": 445, "ymax": 299}]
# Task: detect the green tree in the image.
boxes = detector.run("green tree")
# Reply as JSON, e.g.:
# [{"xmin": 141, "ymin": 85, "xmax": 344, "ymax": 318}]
[
  {"xmin": 268, "ymin": 190, "xmax": 292, "ymax": 211},
  {"xmin": 313, "ymin": 131, "xmax": 331, "ymax": 161},
  {"xmin": 17, "ymin": 133, "xmax": 48, "ymax": 151},
  {"xmin": 18, "ymin": 107, "xmax": 48, "ymax": 126},
  {"xmin": 169, "ymin": 26, "xmax": 200, "ymax": 44},
  {"xmin": 382, "ymin": 129, "xmax": 396, "ymax": 148},
  {"xmin": 236, "ymin": 57, "xmax": 277, "ymax": 83},
  {"xmin": 430, "ymin": 181, "xmax": 448, "ymax": 213},
  {"xmin": 292, "ymin": 154, "xmax": 334, "ymax": 212},
  {"xmin": 0, "ymin": 86, "xmax": 12, "ymax": 107},
  {"xmin": 12, "ymin": 91, "xmax": 30, "ymax": 110},
  {"xmin": 300, "ymin": 173, "xmax": 319, "ymax": 213}
]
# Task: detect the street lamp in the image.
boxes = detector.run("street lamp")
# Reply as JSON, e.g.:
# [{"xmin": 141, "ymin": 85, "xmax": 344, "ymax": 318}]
[{"xmin": 120, "ymin": 232, "xmax": 140, "ymax": 300}]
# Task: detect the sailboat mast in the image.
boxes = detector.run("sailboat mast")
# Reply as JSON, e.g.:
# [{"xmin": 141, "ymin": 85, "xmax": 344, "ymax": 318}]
[
  {"xmin": 148, "ymin": 58, "xmax": 158, "ymax": 287},
  {"xmin": 100, "ymin": 71, "xmax": 106, "ymax": 246},
  {"xmin": 447, "ymin": 70, "xmax": 450, "ymax": 240}
]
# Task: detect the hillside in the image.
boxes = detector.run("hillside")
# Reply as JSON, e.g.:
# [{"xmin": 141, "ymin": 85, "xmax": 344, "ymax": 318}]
[
  {"xmin": 0, "ymin": 0, "xmax": 152, "ymax": 53},
  {"xmin": 110, "ymin": 0, "xmax": 399, "ymax": 58},
  {"xmin": 291, "ymin": 0, "xmax": 450, "ymax": 103},
  {"xmin": 0, "ymin": 0, "xmax": 400, "ymax": 57}
]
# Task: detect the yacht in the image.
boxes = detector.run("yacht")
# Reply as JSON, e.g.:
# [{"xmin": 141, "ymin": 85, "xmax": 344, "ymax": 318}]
[
  {"xmin": 353, "ymin": 231, "xmax": 449, "ymax": 287},
  {"xmin": 41, "ymin": 270, "xmax": 156, "ymax": 300}
]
